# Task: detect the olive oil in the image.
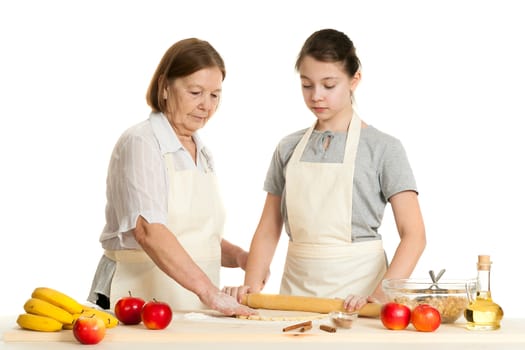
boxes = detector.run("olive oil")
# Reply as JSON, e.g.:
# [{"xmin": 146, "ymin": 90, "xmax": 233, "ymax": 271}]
[{"xmin": 464, "ymin": 255, "xmax": 504, "ymax": 330}]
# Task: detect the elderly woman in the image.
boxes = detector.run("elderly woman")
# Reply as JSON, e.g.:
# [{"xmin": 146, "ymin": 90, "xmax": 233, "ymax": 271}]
[{"xmin": 87, "ymin": 38, "xmax": 254, "ymax": 317}]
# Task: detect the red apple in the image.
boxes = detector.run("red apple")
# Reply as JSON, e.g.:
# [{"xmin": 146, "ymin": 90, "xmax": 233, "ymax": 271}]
[
  {"xmin": 411, "ymin": 304, "xmax": 441, "ymax": 332},
  {"xmin": 141, "ymin": 299, "xmax": 172, "ymax": 330},
  {"xmin": 73, "ymin": 314, "xmax": 106, "ymax": 345},
  {"xmin": 114, "ymin": 292, "xmax": 146, "ymax": 325},
  {"xmin": 380, "ymin": 302, "xmax": 411, "ymax": 330}
]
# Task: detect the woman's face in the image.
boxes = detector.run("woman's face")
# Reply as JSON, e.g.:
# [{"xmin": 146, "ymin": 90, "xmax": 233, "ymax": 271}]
[
  {"xmin": 298, "ymin": 56, "xmax": 360, "ymax": 126},
  {"xmin": 165, "ymin": 66, "xmax": 223, "ymax": 135}
]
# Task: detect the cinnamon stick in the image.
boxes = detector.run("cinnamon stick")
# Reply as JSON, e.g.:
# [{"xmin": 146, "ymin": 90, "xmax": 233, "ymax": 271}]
[
  {"xmin": 320, "ymin": 324, "xmax": 337, "ymax": 333},
  {"xmin": 282, "ymin": 320, "xmax": 312, "ymax": 332}
]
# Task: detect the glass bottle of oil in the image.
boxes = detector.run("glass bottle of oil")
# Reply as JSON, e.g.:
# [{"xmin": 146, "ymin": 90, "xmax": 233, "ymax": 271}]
[{"xmin": 464, "ymin": 255, "xmax": 504, "ymax": 330}]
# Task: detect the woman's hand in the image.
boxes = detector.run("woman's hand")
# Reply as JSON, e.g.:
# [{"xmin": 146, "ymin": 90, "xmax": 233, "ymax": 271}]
[
  {"xmin": 343, "ymin": 294, "xmax": 380, "ymax": 312},
  {"xmin": 201, "ymin": 290, "xmax": 257, "ymax": 317},
  {"xmin": 221, "ymin": 285, "xmax": 251, "ymax": 304}
]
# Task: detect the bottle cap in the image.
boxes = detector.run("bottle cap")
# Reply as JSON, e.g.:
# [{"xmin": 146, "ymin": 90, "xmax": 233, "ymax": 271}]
[{"xmin": 478, "ymin": 254, "xmax": 491, "ymax": 270}]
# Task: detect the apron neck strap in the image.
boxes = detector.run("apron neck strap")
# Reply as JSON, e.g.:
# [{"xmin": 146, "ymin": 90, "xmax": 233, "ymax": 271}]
[{"xmin": 289, "ymin": 111, "xmax": 362, "ymax": 165}]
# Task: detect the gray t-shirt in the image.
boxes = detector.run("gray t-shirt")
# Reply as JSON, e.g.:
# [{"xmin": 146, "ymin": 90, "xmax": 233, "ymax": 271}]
[{"xmin": 264, "ymin": 126, "xmax": 417, "ymax": 242}]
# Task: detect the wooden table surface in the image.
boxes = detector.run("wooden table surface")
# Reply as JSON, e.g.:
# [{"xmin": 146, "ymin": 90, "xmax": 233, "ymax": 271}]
[{"xmin": 2, "ymin": 312, "xmax": 524, "ymax": 350}]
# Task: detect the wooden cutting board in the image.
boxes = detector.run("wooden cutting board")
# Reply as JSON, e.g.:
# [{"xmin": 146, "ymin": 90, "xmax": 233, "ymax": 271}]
[
  {"xmin": 4, "ymin": 313, "xmax": 525, "ymax": 344},
  {"xmin": 3, "ymin": 311, "xmax": 328, "ymax": 342},
  {"xmin": 3, "ymin": 324, "xmax": 327, "ymax": 343}
]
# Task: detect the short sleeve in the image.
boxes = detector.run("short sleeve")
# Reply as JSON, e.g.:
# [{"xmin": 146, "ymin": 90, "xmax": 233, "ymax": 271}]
[
  {"xmin": 263, "ymin": 145, "xmax": 286, "ymax": 195},
  {"xmin": 104, "ymin": 133, "xmax": 168, "ymax": 236},
  {"xmin": 379, "ymin": 139, "xmax": 417, "ymax": 201}
]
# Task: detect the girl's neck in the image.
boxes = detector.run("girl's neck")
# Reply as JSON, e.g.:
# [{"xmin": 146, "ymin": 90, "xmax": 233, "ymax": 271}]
[{"xmin": 316, "ymin": 110, "xmax": 354, "ymax": 132}]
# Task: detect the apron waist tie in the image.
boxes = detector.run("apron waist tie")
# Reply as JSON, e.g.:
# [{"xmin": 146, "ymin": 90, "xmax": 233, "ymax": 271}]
[
  {"xmin": 287, "ymin": 240, "xmax": 383, "ymax": 259},
  {"xmin": 104, "ymin": 250, "xmax": 150, "ymax": 263},
  {"xmin": 104, "ymin": 249, "xmax": 220, "ymax": 263}
]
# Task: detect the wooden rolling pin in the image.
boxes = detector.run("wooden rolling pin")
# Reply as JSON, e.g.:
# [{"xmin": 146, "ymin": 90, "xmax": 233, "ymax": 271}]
[{"xmin": 240, "ymin": 293, "xmax": 381, "ymax": 318}]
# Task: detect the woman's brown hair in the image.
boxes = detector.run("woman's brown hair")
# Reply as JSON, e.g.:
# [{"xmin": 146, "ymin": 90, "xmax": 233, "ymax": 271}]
[{"xmin": 146, "ymin": 38, "xmax": 226, "ymax": 113}]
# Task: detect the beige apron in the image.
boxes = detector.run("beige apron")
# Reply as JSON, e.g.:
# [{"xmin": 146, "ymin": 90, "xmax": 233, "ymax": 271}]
[
  {"xmin": 281, "ymin": 113, "xmax": 387, "ymax": 298},
  {"xmin": 105, "ymin": 151, "xmax": 225, "ymax": 311}
]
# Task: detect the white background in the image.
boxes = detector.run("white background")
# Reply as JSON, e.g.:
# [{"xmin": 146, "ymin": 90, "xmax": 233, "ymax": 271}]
[{"xmin": 1, "ymin": 0, "xmax": 523, "ymax": 318}]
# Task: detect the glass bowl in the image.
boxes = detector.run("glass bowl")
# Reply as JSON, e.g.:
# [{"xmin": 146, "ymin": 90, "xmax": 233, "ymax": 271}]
[
  {"xmin": 329, "ymin": 311, "xmax": 358, "ymax": 329},
  {"xmin": 382, "ymin": 278, "xmax": 471, "ymax": 323}
]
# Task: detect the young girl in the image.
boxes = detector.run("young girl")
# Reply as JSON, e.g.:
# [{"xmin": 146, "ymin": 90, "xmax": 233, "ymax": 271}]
[{"xmin": 225, "ymin": 28, "xmax": 426, "ymax": 312}]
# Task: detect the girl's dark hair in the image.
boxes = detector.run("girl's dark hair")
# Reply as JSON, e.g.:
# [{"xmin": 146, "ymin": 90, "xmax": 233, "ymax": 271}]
[
  {"xmin": 146, "ymin": 38, "xmax": 225, "ymax": 113},
  {"xmin": 295, "ymin": 29, "xmax": 360, "ymax": 77}
]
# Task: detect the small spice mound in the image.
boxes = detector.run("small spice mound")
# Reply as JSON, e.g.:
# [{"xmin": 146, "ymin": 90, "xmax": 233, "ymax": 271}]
[
  {"xmin": 329, "ymin": 311, "xmax": 357, "ymax": 329},
  {"xmin": 332, "ymin": 316, "xmax": 353, "ymax": 328}
]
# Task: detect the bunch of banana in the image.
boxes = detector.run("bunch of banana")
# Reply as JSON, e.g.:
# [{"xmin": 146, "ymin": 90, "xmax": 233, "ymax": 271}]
[
  {"xmin": 23, "ymin": 297, "xmax": 74, "ymax": 325},
  {"xmin": 16, "ymin": 287, "xmax": 119, "ymax": 332}
]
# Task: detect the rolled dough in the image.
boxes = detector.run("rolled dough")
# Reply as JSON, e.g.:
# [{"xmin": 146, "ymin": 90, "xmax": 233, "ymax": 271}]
[{"xmin": 238, "ymin": 309, "xmax": 328, "ymax": 321}]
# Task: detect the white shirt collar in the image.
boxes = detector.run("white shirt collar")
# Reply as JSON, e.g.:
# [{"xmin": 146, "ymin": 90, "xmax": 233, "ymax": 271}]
[{"xmin": 149, "ymin": 112, "xmax": 204, "ymax": 156}]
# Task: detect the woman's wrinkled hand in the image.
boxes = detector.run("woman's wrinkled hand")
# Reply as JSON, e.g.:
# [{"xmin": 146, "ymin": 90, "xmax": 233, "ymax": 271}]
[{"xmin": 204, "ymin": 291, "xmax": 257, "ymax": 317}]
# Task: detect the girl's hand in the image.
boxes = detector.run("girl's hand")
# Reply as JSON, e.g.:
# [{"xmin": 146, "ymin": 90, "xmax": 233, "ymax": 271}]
[
  {"xmin": 343, "ymin": 294, "xmax": 380, "ymax": 312},
  {"xmin": 221, "ymin": 285, "xmax": 251, "ymax": 304}
]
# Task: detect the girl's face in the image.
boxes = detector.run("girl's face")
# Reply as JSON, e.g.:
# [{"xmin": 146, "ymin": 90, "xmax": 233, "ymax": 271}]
[
  {"xmin": 298, "ymin": 56, "xmax": 360, "ymax": 127},
  {"xmin": 165, "ymin": 66, "xmax": 223, "ymax": 135}
]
